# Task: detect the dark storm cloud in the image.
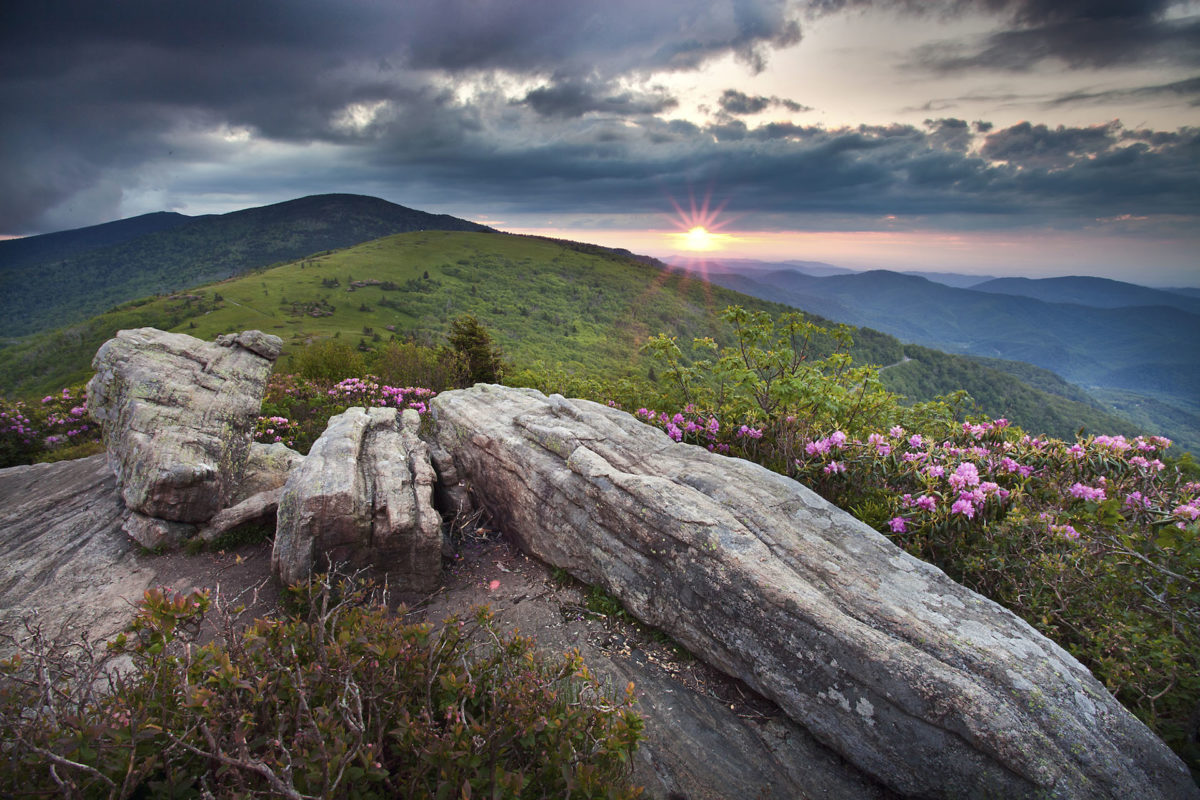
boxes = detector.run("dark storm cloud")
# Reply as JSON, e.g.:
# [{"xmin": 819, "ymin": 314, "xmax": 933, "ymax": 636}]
[
  {"xmin": 1046, "ymin": 75, "xmax": 1200, "ymax": 108},
  {"xmin": 905, "ymin": 0, "xmax": 1200, "ymax": 71},
  {"xmin": 381, "ymin": 117, "xmax": 1200, "ymax": 230},
  {"xmin": 924, "ymin": 118, "xmax": 974, "ymax": 152},
  {"xmin": 980, "ymin": 121, "xmax": 1123, "ymax": 168},
  {"xmin": 721, "ymin": 89, "xmax": 773, "ymax": 114},
  {"xmin": 523, "ymin": 78, "xmax": 678, "ymax": 118},
  {"xmin": 809, "ymin": 0, "xmax": 1198, "ymax": 71},
  {"xmin": 718, "ymin": 88, "xmax": 812, "ymax": 115},
  {"xmin": 0, "ymin": 0, "xmax": 803, "ymax": 232},
  {"xmin": 1, "ymin": 0, "xmax": 1197, "ymax": 239}
]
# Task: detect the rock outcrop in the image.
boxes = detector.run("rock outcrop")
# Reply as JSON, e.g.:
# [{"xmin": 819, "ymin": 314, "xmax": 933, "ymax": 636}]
[
  {"xmin": 272, "ymin": 407, "xmax": 441, "ymax": 590},
  {"xmin": 0, "ymin": 455, "xmax": 148, "ymax": 646},
  {"xmin": 430, "ymin": 384, "xmax": 1198, "ymax": 800},
  {"xmin": 87, "ymin": 328, "xmax": 282, "ymax": 531},
  {"xmin": 0, "ymin": 454, "xmax": 890, "ymax": 800}
]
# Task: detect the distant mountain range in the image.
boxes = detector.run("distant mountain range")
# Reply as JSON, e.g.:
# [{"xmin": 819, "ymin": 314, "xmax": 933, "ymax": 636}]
[
  {"xmin": 971, "ymin": 275, "xmax": 1200, "ymax": 316},
  {"xmin": 0, "ymin": 194, "xmax": 492, "ymax": 338},
  {"xmin": 662, "ymin": 255, "xmax": 996, "ymax": 288},
  {"xmin": 686, "ymin": 259, "xmax": 1200, "ymax": 453}
]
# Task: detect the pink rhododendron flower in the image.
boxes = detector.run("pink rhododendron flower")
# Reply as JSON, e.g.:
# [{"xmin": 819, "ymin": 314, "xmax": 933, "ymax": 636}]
[
  {"xmin": 1051, "ymin": 524, "xmax": 1080, "ymax": 540},
  {"xmin": 951, "ymin": 498, "xmax": 975, "ymax": 518},
  {"xmin": 823, "ymin": 461, "xmax": 846, "ymax": 475},
  {"xmin": 889, "ymin": 425, "xmax": 905, "ymax": 438},
  {"xmin": 948, "ymin": 462, "xmax": 980, "ymax": 490},
  {"xmin": 1069, "ymin": 483, "xmax": 1106, "ymax": 502},
  {"xmin": 888, "ymin": 517, "xmax": 907, "ymax": 533},
  {"xmin": 1124, "ymin": 492, "xmax": 1151, "ymax": 510}
]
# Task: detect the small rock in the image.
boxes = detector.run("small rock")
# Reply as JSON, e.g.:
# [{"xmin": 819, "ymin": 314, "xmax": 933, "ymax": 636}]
[{"xmin": 122, "ymin": 511, "xmax": 197, "ymax": 550}]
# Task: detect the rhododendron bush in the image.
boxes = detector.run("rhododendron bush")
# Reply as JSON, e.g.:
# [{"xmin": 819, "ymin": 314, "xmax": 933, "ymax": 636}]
[
  {"xmin": 0, "ymin": 385, "xmax": 102, "ymax": 467},
  {"xmin": 256, "ymin": 373, "xmax": 437, "ymax": 453},
  {"xmin": 624, "ymin": 307, "xmax": 1199, "ymax": 773}
]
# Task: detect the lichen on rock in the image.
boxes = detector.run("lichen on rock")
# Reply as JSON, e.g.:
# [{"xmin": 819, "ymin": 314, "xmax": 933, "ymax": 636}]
[{"xmin": 87, "ymin": 327, "xmax": 281, "ymax": 525}]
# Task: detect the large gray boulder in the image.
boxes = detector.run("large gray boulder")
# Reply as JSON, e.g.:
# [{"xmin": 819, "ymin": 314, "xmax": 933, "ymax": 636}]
[
  {"xmin": 87, "ymin": 328, "xmax": 281, "ymax": 524},
  {"xmin": 429, "ymin": 384, "xmax": 1198, "ymax": 800},
  {"xmin": 272, "ymin": 407, "xmax": 441, "ymax": 590}
]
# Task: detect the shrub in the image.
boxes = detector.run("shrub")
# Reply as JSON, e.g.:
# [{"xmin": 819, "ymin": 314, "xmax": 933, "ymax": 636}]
[
  {"xmin": 289, "ymin": 339, "xmax": 366, "ymax": 383},
  {"xmin": 0, "ymin": 573, "xmax": 643, "ymax": 799},
  {"xmin": 368, "ymin": 340, "xmax": 466, "ymax": 392},
  {"xmin": 0, "ymin": 384, "xmax": 102, "ymax": 468},
  {"xmin": 626, "ymin": 312, "xmax": 1199, "ymax": 774},
  {"xmin": 257, "ymin": 374, "xmax": 436, "ymax": 454}
]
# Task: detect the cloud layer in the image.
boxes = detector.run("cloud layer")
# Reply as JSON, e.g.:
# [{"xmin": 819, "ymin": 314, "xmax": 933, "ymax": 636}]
[{"xmin": 1, "ymin": 0, "xmax": 1196, "ymax": 239}]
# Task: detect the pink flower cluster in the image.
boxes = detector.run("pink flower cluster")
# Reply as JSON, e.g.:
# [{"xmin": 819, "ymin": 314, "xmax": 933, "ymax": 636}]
[
  {"xmin": 635, "ymin": 407, "xmax": 726, "ymax": 451},
  {"xmin": 328, "ymin": 377, "xmax": 436, "ymax": 414},
  {"xmin": 805, "ymin": 431, "xmax": 847, "ymax": 456},
  {"xmin": 1069, "ymin": 482, "xmax": 1107, "ymax": 502}
]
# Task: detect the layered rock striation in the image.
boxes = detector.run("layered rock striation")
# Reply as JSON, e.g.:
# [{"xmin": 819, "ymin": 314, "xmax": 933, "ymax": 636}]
[
  {"xmin": 429, "ymin": 384, "xmax": 1197, "ymax": 800},
  {"xmin": 272, "ymin": 406, "xmax": 441, "ymax": 590}
]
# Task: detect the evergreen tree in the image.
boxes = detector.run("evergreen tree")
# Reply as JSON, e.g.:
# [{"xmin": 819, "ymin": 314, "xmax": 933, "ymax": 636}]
[{"xmin": 447, "ymin": 315, "xmax": 504, "ymax": 385}]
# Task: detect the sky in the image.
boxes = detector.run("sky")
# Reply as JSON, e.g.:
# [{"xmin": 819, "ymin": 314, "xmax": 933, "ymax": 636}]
[{"xmin": 2, "ymin": 0, "xmax": 1198, "ymax": 286}]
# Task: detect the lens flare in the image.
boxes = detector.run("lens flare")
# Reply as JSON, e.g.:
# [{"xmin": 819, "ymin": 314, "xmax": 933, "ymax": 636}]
[{"xmin": 665, "ymin": 189, "xmax": 737, "ymax": 253}]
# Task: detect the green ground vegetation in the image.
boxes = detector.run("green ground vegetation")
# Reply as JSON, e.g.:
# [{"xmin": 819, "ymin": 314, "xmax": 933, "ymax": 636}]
[
  {"xmin": 0, "ymin": 230, "xmax": 1155, "ymax": 451},
  {"xmin": 0, "ymin": 573, "xmax": 642, "ymax": 798}
]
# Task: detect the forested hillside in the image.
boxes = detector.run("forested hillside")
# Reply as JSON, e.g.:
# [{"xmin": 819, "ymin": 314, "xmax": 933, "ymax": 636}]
[
  {"xmin": 881, "ymin": 346, "xmax": 1143, "ymax": 444},
  {"xmin": 0, "ymin": 194, "xmax": 492, "ymax": 337}
]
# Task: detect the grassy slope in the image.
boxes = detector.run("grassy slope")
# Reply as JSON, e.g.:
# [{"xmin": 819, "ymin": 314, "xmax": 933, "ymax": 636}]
[
  {"xmin": 0, "ymin": 232, "xmax": 809, "ymax": 395},
  {"xmin": 0, "ymin": 229, "xmax": 1164, "ymax": 447}
]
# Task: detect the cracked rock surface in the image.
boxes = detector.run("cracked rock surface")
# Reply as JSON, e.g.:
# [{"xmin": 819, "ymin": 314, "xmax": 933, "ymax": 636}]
[
  {"xmin": 87, "ymin": 327, "xmax": 281, "ymax": 525},
  {"xmin": 430, "ymin": 384, "xmax": 1198, "ymax": 800},
  {"xmin": 272, "ymin": 407, "xmax": 441, "ymax": 591}
]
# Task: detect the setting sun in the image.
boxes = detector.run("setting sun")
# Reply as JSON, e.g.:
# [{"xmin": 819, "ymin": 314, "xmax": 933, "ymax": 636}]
[
  {"xmin": 684, "ymin": 226, "xmax": 714, "ymax": 250},
  {"xmin": 666, "ymin": 190, "xmax": 738, "ymax": 253},
  {"xmin": 670, "ymin": 223, "xmax": 734, "ymax": 252}
]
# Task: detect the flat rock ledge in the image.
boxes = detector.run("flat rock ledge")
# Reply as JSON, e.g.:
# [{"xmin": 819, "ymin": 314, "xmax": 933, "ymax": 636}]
[
  {"xmin": 272, "ymin": 407, "xmax": 441, "ymax": 591},
  {"xmin": 429, "ymin": 384, "xmax": 1198, "ymax": 800},
  {"xmin": 87, "ymin": 327, "xmax": 282, "ymax": 530}
]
